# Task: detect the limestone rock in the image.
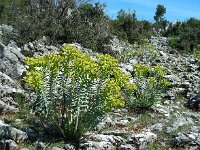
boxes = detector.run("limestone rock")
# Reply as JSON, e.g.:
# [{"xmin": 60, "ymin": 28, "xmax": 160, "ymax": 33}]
[
  {"xmin": 172, "ymin": 131, "xmax": 200, "ymax": 149},
  {"xmin": 166, "ymin": 115, "xmax": 194, "ymax": 133},
  {"xmin": 36, "ymin": 141, "xmax": 46, "ymax": 150},
  {"xmin": 109, "ymin": 36, "xmax": 133, "ymax": 56},
  {"xmin": 50, "ymin": 147, "xmax": 65, "ymax": 150},
  {"xmin": 64, "ymin": 144, "xmax": 76, "ymax": 150},
  {"xmin": 118, "ymin": 144, "xmax": 136, "ymax": 150},
  {"xmin": 0, "ymin": 139, "xmax": 19, "ymax": 150},
  {"xmin": 0, "ymin": 123, "xmax": 27, "ymax": 143},
  {"xmin": 80, "ymin": 141, "xmax": 114, "ymax": 150},
  {"xmin": 127, "ymin": 132, "xmax": 157, "ymax": 149},
  {"xmin": 22, "ymin": 36, "xmax": 58, "ymax": 57},
  {"xmin": 0, "ymin": 72, "xmax": 22, "ymax": 95},
  {"xmin": 0, "ymin": 42, "xmax": 26, "ymax": 79}
]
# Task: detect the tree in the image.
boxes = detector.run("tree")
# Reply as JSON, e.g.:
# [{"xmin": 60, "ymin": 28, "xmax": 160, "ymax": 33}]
[
  {"xmin": 0, "ymin": 0, "xmax": 28, "ymax": 24},
  {"xmin": 0, "ymin": 0, "xmax": 112, "ymax": 51},
  {"xmin": 111, "ymin": 9, "xmax": 138, "ymax": 44},
  {"xmin": 154, "ymin": 4, "xmax": 166, "ymax": 22},
  {"xmin": 153, "ymin": 4, "xmax": 168, "ymax": 30},
  {"xmin": 110, "ymin": 9, "xmax": 152, "ymax": 44},
  {"xmin": 64, "ymin": 2, "xmax": 111, "ymax": 51}
]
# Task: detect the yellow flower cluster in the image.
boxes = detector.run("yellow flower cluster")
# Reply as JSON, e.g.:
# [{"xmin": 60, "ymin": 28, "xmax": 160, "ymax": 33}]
[
  {"xmin": 134, "ymin": 64, "xmax": 151, "ymax": 77},
  {"xmin": 134, "ymin": 64, "xmax": 171, "ymax": 88},
  {"xmin": 24, "ymin": 44, "xmax": 136, "ymax": 109}
]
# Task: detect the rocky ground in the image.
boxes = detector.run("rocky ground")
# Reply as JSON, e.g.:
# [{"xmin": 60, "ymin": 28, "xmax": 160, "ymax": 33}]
[{"xmin": 0, "ymin": 25, "xmax": 199, "ymax": 150}]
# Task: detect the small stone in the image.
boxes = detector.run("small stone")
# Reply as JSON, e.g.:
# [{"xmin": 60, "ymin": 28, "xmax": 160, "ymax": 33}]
[
  {"xmin": 120, "ymin": 63, "xmax": 133, "ymax": 73},
  {"xmin": 191, "ymin": 126, "xmax": 200, "ymax": 133},
  {"xmin": 51, "ymin": 147, "xmax": 65, "ymax": 150},
  {"xmin": 64, "ymin": 144, "xmax": 76, "ymax": 150},
  {"xmin": 150, "ymin": 123, "xmax": 163, "ymax": 131},
  {"xmin": 115, "ymin": 119, "xmax": 129, "ymax": 126},
  {"xmin": 129, "ymin": 59, "xmax": 138, "ymax": 65},
  {"xmin": 5, "ymin": 139, "xmax": 18, "ymax": 150},
  {"xmin": 80, "ymin": 141, "xmax": 101, "ymax": 150},
  {"xmin": 181, "ymin": 81, "xmax": 190, "ymax": 88},
  {"xmin": 118, "ymin": 144, "xmax": 136, "ymax": 150},
  {"xmin": 36, "ymin": 141, "xmax": 46, "ymax": 150},
  {"xmin": 164, "ymin": 91, "xmax": 175, "ymax": 100}
]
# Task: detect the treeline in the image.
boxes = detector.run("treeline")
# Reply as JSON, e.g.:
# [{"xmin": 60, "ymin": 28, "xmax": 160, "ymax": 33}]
[
  {"xmin": 0, "ymin": 0, "xmax": 200, "ymax": 53},
  {"xmin": 165, "ymin": 18, "xmax": 200, "ymax": 52}
]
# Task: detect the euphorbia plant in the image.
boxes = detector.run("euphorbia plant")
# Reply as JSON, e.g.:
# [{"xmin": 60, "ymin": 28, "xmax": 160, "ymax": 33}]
[
  {"xmin": 126, "ymin": 64, "xmax": 170, "ymax": 110},
  {"xmin": 24, "ymin": 44, "xmax": 135, "ymax": 146}
]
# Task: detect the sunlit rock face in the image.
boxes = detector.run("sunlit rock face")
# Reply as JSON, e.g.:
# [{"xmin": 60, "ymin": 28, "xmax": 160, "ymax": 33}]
[{"xmin": 0, "ymin": 42, "xmax": 25, "ymax": 79}]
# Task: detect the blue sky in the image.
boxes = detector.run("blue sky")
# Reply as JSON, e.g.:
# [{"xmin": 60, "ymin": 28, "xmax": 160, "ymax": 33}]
[{"xmin": 97, "ymin": 0, "xmax": 200, "ymax": 22}]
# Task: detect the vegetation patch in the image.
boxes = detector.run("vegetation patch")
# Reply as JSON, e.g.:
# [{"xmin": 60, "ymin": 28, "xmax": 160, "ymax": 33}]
[
  {"xmin": 23, "ymin": 44, "xmax": 135, "ymax": 147},
  {"xmin": 126, "ymin": 64, "xmax": 170, "ymax": 111}
]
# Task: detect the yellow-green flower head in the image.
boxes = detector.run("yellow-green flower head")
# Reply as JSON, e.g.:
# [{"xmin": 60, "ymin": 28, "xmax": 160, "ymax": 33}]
[
  {"xmin": 24, "ymin": 44, "xmax": 135, "ymax": 109},
  {"xmin": 134, "ymin": 64, "xmax": 151, "ymax": 77}
]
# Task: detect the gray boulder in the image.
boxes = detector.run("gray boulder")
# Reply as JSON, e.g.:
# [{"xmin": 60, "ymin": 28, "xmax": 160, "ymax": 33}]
[
  {"xmin": 0, "ymin": 139, "xmax": 19, "ymax": 150},
  {"xmin": 118, "ymin": 144, "xmax": 136, "ymax": 150},
  {"xmin": 0, "ymin": 71, "xmax": 22, "ymax": 113},
  {"xmin": 0, "ymin": 72, "xmax": 22, "ymax": 95},
  {"xmin": 0, "ymin": 42, "xmax": 26, "ymax": 79},
  {"xmin": 171, "ymin": 131, "xmax": 200, "ymax": 149},
  {"xmin": 22, "ymin": 36, "xmax": 58, "ymax": 57},
  {"xmin": 127, "ymin": 132, "xmax": 157, "ymax": 149},
  {"xmin": 80, "ymin": 141, "xmax": 114, "ymax": 150},
  {"xmin": 166, "ymin": 115, "xmax": 194, "ymax": 133},
  {"xmin": 0, "ymin": 122, "xmax": 27, "ymax": 143},
  {"xmin": 109, "ymin": 36, "xmax": 133, "ymax": 56}
]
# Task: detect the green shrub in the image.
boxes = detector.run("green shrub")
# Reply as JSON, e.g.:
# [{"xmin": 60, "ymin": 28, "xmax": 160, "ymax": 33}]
[
  {"xmin": 24, "ymin": 44, "xmax": 135, "ymax": 146},
  {"xmin": 194, "ymin": 44, "xmax": 200, "ymax": 60},
  {"xmin": 126, "ymin": 64, "xmax": 170, "ymax": 110},
  {"xmin": 0, "ymin": 1, "xmax": 111, "ymax": 51},
  {"xmin": 165, "ymin": 18, "xmax": 200, "ymax": 52},
  {"xmin": 169, "ymin": 37, "xmax": 181, "ymax": 49},
  {"xmin": 110, "ymin": 9, "xmax": 152, "ymax": 45},
  {"xmin": 0, "ymin": 27, "xmax": 18, "ymax": 45}
]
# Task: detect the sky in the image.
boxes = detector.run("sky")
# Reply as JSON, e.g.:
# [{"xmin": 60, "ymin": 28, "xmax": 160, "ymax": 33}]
[{"xmin": 97, "ymin": 0, "xmax": 200, "ymax": 22}]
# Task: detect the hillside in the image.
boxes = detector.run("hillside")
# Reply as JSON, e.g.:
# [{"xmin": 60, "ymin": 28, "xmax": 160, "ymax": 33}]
[
  {"xmin": 0, "ymin": 24, "xmax": 199, "ymax": 149},
  {"xmin": 0, "ymin": 1, "xmax": 200, "ymax": 150}
]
